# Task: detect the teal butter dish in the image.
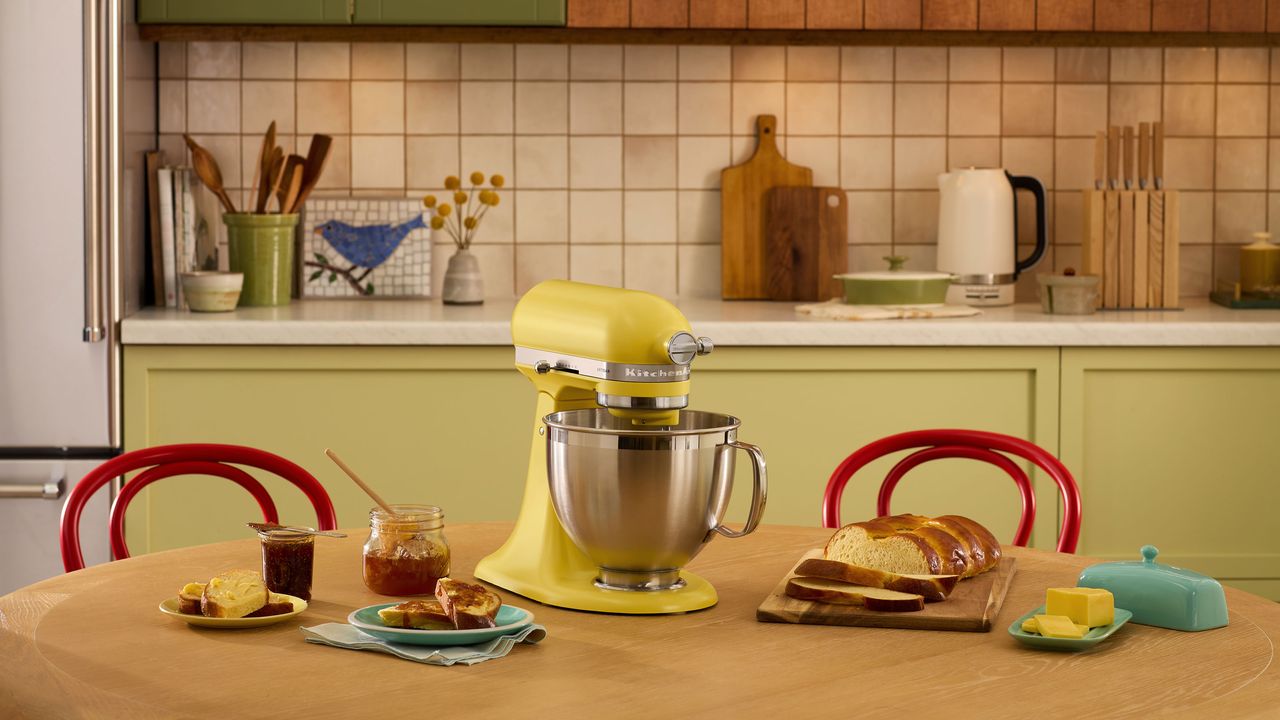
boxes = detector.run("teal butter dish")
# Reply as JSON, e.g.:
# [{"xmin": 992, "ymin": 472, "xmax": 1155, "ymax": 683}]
[{"xmin": 1077, "ymin": 545, "xmax": 1228, "ymax": 632}]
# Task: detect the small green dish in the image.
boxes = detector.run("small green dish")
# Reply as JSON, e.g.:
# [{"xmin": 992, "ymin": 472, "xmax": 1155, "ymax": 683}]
[
  {"xmin": 1008, "ymin": 605, "xmax": 1133, "ymax": 651},
  {"xmin": 347, "ymin": 603, "xmax": 533, "ymax": 646}
]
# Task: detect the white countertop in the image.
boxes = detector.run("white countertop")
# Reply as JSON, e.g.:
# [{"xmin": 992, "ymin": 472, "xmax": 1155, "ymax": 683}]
[{"xmin": 119, "ymin": 298, "xmax": 1280, "ymax": 347}]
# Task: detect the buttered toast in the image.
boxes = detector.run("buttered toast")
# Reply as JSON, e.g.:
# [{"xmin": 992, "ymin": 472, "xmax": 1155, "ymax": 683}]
[
  {"xmin": 435, "ymin": 578, "xmax": 501, "ymax": 629},
  {"xmin": 378, "ymin": 599, "xmax": 454, "ymax": 630}
]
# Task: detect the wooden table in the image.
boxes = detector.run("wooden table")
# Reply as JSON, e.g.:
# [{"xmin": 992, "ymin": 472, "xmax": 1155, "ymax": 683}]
[{"xmin": 3, "ymin": 524, "xmax": 1278, "ymax": 719}]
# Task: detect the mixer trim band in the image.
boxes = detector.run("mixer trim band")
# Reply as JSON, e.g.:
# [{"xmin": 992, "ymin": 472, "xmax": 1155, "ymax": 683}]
[
  {"xmin": 514, "ymin": 346, "xmax": 691, "ymax": 383},
  {"xmin": 951, "ymin": 272, "xmax": 1016, "ymax": 285}
]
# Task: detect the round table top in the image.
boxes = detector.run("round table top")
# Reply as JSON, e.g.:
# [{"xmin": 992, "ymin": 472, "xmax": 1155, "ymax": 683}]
[{"xmin": 2, "ymin": 523, "xmax": 1278, "ymax": 719}]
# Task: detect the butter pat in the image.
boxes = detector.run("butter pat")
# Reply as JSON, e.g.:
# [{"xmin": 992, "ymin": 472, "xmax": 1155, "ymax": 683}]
[
  {"xmin": 1046, "ymin": 587, "xmax": 1114, "ymax": 627},
  {"xmin": 1021, "ymin": 617, "xmax": 1088, "ymax": 635},
  {"xmin": 1034, "ymin": 614, "xmax": 1087, "ymax": 638}
]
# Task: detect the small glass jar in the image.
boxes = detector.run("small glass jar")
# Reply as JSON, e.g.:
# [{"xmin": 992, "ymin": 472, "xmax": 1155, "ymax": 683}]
[
  {"xmin": 258, "ymin": 529, "xmax": 315, "ymax": 601},
  {"xmin": 362, "ymin": 504, "xmax": 451, "ymax": 596}
]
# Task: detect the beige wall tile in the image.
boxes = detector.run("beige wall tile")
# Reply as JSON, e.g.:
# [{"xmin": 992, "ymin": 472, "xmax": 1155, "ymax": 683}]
[
  {"xmin": 679, "ymin": 46, "xmax": 732, "ymax": 80},
  {"xmin": 1270, "ymin": 140, "xmax": 1280, "ymax": 188},
  {"xmin": 677, "ymin": 136, "xmax": 731, "ymax": 188},
  {"xmin": 894, "ymin": 137, "xmax": 946, "ymax": 189},
  {"xmin": 1180, "ymin": 191, "xmax": 1213, "ymax": 244},
  {"xmin": 625, "ymin": 46, "xmax": 678, "ymax": 80},
  {"xmin": 351, "ymin": 136, "xmax": 405, "ymax": 189},
  {"xmin": 241, "ymin": 80, "xmax": 294, "ymax": 135},
  {"xmin": 516, "ymin": 45, "xmax": 569, "ymax": 80},
  {"xmin": 1003, "ymin": 137, "xmax": 1055, "ymax": 189},
  {"xmin": 570, "ymin": 82, "xmax": 622, "ymax": 134},
  {"xmin": 570, "ymin": 190, "xmax": 623, "ymax": 243},
  {"xmin": 1271, "ymin": 87, "xmax": 1280, "ymax": 135},
  {"xmin": 732, "ymin": 46, "xmax": 786, "ymax": 80},
  {"xmin": 514, "ymin": 190, "xmax": 568, "ymax": 243},
  {"xmin": 1056, "ymin": 48, "xmax": 1108, "ymax": 83},
  {"xmin": 1109, "ymin": 84, "xmax": 1161, "ymax": 127},
  {"xmin": 1055, "ymin": 84, "xmax": 1108, "ymax": 136},
  {"xmin": 846, "ymin": 191, "xmax": 892, "ymax": 244},
  {"xmin": 461, "ymin": 136, "xmax": 515, "ymax": 192},
  {"xmin": 1217, "ymin": 48, "xmax": 1268, "ymax": 83},
  {"xmin": 314, "ymin": 135, "xmax": 349, "ymax": 189},
  {"xmin": 1178, "ymin": 245, "xmax": 1211, "ymax": 297},
  {"xmin": 467, "ymin": 190, "xmax": 514, "ymax": 245},
  {"xmin": 1054, "ymin": 192, "xmax": 1082, "ymax": 249},
  {"xmin": 1053, "ymin": 243, "xmax": 1081, "ymax": 273},
  {"xmin": 841, "ymin": 83, "xmax": 893, "ymax": 135},
  {"xmin": 1269, "ymin": 193, "xmax": 1280, "ymax": 236},
  {"xmin": 159, "ymin": 42, "xmax": 186, "ymax": 79},
  {"xmin": 849, "ymin": 243, "xmax": 892, "ymax": 271},
  {"xmin": 894, "ymin": 191, "xmax": 940, "ymax": 245},
  {"xmin": 787, "ymin": 83, "xmax": 839, "ymax": 135},
  {"xmin": 949, "ymin": 137, "xmax": 1000, "ymax": 169},
  {"xmin": 406, "ymin": 136, "xmax": 460, "ymax": 188},
  {"xmin": 1213, "ymin": 243, "xmax": 1241, "ymax": 285},
  {"xmin": 1163, "ymin": 84, "xmax": 1215, "ymax": 136},
  {"xmin": 406, "ymin": 81, "xmax": 459, "ymax": 134},
  {"xmin": 1110, "ymin": 48, "xmax": 1162, "ymax": 83},
  {"xmin": 1217, "ymin": 85, "xmax": 1267, "ymax": 136},
  {"xmin": 243, "ymin": 43, "xmax": 294, "ymax": 80},
  {"xmin": 1002, "ymin": 47, "xmax": 1055, "ymax": 82},
  {"xmin": 948, "ymin": 83, "xmax": 1000, "ymax": 136},
  {"xmin": 570, "ymin": 45, "xmax": 623, "ymax": 80},
  {"xmin": 1216, "ymin": 138, "xmax": 1267, "ymax": 189},
  {"xmin": 1054, "ymin": 138, "xmax": 1094, "ymax": 189},
  {"xmin": 624, "ymin": 244, "xmax": 677, "ymax": 298},
  {"xmin": 515, "ymin": 136, "xmax": 568, "ymax": 188},
  {"xmin": 297, "ymin": 81, "xmax": 350, "ymax": 135},
  {"xmin": 460, "ymin": 82, "xmax": 514, "ymax": 134},
  {"xmin": 352, "ymin": 81, "xmax": 405, "ymax": 134},
  {"xmin": 297, "ymin": 43, "xmax": 349, "ymax": 80},
  {"xmin": 895, "ymin": 83, "xmax": 947, "ymax": 135},
  {"xmin": 159, "ymin": 80, "xmax": 185, "ymax": 134},
  {"xmin": 1215, "ymin": 192, "xmax": 1267, "ymax": 244},
  {"xmin": 1165, "ymin": 48, "xmax": 1215, "ymax": 82},
  {"xmin": 678, "ymin": 190, "xmax": 720, "ymax": 244},
  {"xmin": 624, "ymin": 190, "xmax": 678, "ymax": 243},
  {"xmin": 899, "ymin": 245, "xmax": 937, "ymax": 272},
  {"xmin": 406, "ymin": 44, "xmax": 459, "ymax": 80},
  {"xmin": 624, "ymin": 136, "xmax": 677, "ymax": 188},
  {"xmin": 785, "ymin": 137, "xmax": 840, "ymax": 186},
  {"xmin": 570, "ymin": 244, "xmax": 623, "ymax": 285},
  {"xmin": 677, "ymin": 244, "xmax": 722, "ymax": 298},
  {"xmin": 1163, "ymin": 138, "xmax": 1215, "ymax": 189},
  {"xmin": 625, "ymin": 83, "xmax": 678, "ymax": 134},
  {"xmin": 187, "ymin": 81, "xmax": 240, "ymax": 134},
  {"xmin": 787, "ymin": 47, "xmax": 840, "ymax": 81},
  {"xmin": 188, "ymin": 42, "xmax": 240, "ymax": 79},
  {"xmin": 841, "ymin": 137, "xmax": 893, "ymax": 189},
  {"xmin": 842, "ymin": 47, "xmax": 894, "ymax": 81},
  {"xmin": 461, "ymin": 44, "xmax": 514, "ymax": 80},
  {"xmin": 352, "ymin": 44, "xmax": 405, "ymax": 80},
  {"xmin": 1002, "ymin": 84, "xmax": 1054, "ymax": 136},
  {"xmin": 515, "ymin": 244, "xmax": 568, "ymax": 294},
  {"xmin": 895, "ymin": 47, "xmax": 946, "ymax": 81},
  {"xmin": 515, "ymin": 82, "xmax": 568, "ymax": 134},
  {"xmin": 468, "ymin": 244, "xmax": 515, "ymax": 297},
  {"xmin": 679, "ymin": 83, "xmax": 731, "ymax": 134},
  {"xmin": 570, "ymin": 136, "xmax": 623, "ymax": 188},
  {"xmin": 949, "ymin": 48, "xmax": 1001, "ymax": 81},
  {"xmin": 732, "ymin": 82, "xmax": 787, "ymax": 135}
]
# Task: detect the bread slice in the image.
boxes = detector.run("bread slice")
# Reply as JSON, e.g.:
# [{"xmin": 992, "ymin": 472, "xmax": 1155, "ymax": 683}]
[
  {"xmin": 793, "ymin": 558, "xmax": 957, "ymax": 602},
  {"xmin": 200, "ymin": 570, "xmax": 268, "ymax": 619},
  {"xmin": 435, "ymin": 578, "xmax": 501, "ymax": 629},
  {"xmin": 177, "ymin": 582, "xmax": 205, "ymax": 615},
  {"xmin": 785, "ymin": 578, "xmax": 924, "ymax": 612},
  {"xmin": 378, "ymin": 599, "xmax": 455, "ymax": 630},
  {"xmin": 245, "ymin": 593, "xmax": 295, "ymax": 618}
]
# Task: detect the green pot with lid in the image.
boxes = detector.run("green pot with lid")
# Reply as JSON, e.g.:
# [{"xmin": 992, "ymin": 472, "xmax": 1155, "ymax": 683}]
[{"xmin": 833, "ymin": 256, "xmax": 955, "ymax": 306}]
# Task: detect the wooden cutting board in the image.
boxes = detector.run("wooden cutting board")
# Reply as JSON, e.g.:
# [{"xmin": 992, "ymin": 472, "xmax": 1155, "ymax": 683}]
[
  {"xmin": 721, "ymin": 115, "xmax": 813, "ymax": 299},
  {"xmin": 766, "ymin": 186, "xmax": 847, "ymax": 302},
  {"xmin": 757, "ymin": 549, "xmax": 1018, "ymax": 632}
]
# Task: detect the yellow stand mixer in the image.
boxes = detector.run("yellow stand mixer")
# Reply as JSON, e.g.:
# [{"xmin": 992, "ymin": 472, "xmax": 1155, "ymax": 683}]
[{"xmin": 475, "ymin": 280, "xmax": 767, "ymax": 614}]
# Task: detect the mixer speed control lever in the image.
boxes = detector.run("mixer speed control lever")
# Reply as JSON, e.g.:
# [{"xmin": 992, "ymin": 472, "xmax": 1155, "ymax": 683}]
[{"xmin": 667, "ymin": 332, "xmax": 714, "ymax": 365}]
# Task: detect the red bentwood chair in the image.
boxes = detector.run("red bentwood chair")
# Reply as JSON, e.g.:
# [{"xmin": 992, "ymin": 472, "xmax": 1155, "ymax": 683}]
[
  {"xmin": 821, "ymin": 429, "xmax": 1082, "ymax": 553},
  {"xmin": 60, "ymin": 443, "xmax": 338, "ymax": 571}
]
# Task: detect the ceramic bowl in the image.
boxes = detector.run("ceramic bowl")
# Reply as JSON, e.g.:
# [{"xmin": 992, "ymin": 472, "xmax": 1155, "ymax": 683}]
[
  {"xmin": 833, "ymin": 256, "xmax": 953, "ymax": 306},
  {"xmin": 1037, "ymin": 273, "xmax": 1100, "ymax": 315},
  {"xmin": 180, "ymin": 271, "xmax": 243, "ymax": 312}
]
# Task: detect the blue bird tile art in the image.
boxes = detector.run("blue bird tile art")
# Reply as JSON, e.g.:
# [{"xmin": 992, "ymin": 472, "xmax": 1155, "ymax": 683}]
[{"xmin": 303, "ymin": 199, "xmax": 432, "ymax": 297}]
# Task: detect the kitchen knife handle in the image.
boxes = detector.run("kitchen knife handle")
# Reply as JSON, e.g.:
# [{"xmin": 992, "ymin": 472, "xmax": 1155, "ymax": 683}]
[
  {"xmin": 1153, "ymin": 121, "xmax": 1165, "ymax": 189},
  {"xmin": 1123, "ymin": 126, "xmax": 1134, "ymax": 190},
  {"xmin": 712, "ymin": 440, "xmax": 768, "ymax": 539},
  {"xmin": 1138, "ymin": 122, "xmax": 1151, "ymax": 190},
  {"xmin": 1107, "ymin": 126, "xmax": 1120, "ymax": 190},
  {"xmin": 1093, "ymin": 131, "xmax": 1106, "ymax": 190}
]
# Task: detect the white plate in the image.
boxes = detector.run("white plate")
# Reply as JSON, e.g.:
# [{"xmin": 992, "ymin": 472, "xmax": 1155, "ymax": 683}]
[{"xmin": 159, "ymin": 594, "xmax": 307, "ymax": 628}]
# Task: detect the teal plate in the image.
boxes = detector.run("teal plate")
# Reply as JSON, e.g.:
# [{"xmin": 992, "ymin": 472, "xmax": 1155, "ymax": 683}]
[
  {"xmin": 348, "ymin": 603, "xmax": 533, "ymax": 646},
  {"xmin": 1008, "ymin": 605, "xmax": 1133, "ymax": 651}
]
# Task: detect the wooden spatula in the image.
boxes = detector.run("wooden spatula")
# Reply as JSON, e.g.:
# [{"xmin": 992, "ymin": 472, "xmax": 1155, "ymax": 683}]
[
  {"xmin": 252, "ymin": 121, "xmax": 277, "ymax": 214},
  {"xmin": 276, "ymin": 154, "xmax": 305, "ymax": 214},
  {"xmin": 287, "ymin": 134, "xmax": 333, "ymax": 214},
  {"xmin": 182, "ymin": 134, "xmax": 237, "ymax": 214}
]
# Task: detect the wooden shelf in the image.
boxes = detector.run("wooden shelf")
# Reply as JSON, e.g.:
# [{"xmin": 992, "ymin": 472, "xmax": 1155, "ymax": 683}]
[{"xmin": 137, "ymin": 24, "xmax": 1278, "ymax": 46}]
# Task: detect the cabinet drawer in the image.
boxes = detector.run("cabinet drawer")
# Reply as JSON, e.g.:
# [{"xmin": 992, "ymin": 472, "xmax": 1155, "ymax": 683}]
[
  {"xmin": 138, "ymin": 0, "xmax": 352, "ymax": 24},
  {"xmin": 354, "ymin": 0, "xmax": 565, "ymax": 25}
]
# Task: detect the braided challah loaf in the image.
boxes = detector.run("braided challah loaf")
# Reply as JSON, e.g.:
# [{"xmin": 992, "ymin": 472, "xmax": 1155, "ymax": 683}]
[{"xmin": 824, "ymin": 513, "xmax": 1002, "ymax": 579}]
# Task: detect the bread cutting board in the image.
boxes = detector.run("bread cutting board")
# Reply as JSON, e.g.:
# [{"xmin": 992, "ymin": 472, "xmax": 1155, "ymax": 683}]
[
  {"xmin": 766, "ymin": 186, "xmax": 847, "ymax": 301},
  {"xmin": 757, "ymin": 549, "xmax": 1017, "ymax": 632},
  {"xmin": 721, "ymin": 115, "xmax": 813, "ymax": 299}
]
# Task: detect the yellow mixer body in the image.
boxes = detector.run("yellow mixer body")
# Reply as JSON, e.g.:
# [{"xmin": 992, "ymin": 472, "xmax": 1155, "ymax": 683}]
[{"xmin": 473, "ymin": 280, "xmax": 719, "ymax": 613}]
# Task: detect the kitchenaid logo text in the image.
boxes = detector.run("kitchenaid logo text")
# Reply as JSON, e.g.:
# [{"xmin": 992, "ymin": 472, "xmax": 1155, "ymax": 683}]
[{"xmin": 625, "ymin": 367, "xmax": 688, "ymax": 378}]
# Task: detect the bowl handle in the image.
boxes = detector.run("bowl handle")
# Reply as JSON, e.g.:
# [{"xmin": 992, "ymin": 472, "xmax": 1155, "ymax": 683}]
[{"xmin": 712, "ymin": 441, "xmax": 769, "ymax": 539}]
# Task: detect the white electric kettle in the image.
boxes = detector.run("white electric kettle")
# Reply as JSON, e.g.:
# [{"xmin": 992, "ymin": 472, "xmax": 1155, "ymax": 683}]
[{"xmin": 936, "ymin": 168, "xmax": 1047, "ymax": 306}]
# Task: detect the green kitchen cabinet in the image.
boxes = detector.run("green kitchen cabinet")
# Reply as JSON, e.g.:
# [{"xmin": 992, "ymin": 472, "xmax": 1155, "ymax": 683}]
[
  {"xmin": 353, "ymin": 0, "xmax": 566, "ymax": 25},
  {"xmin": 137, "ymin": 0, "xmax": 352, "ymax": 24},
  {"xmin": 137, "ymin": 0, "xmax": 566, "ymax": 25}
]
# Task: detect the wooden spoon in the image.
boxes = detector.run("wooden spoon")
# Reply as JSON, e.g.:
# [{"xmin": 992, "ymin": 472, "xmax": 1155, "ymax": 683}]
[
  {"xmin": 277, "ymin": 155, "xmax": 305, "ymax": 214},
  {"xmin": 252, "ymin": 121, "xmax": 277, "ymax": 214},
  {"xmin": 263, "ymin": 147, "xmax": 285, "ymax": 212},
  {"xmin": 324, "ymin": 448, "xmax": 401, "ymax": 518},
  {"xmin": 182, "ymin": 134, "xmax": 237, "ymax": 214},
  {"xmin": 288, "ymin": 134, "xmax": 333, "ymax": 214}
]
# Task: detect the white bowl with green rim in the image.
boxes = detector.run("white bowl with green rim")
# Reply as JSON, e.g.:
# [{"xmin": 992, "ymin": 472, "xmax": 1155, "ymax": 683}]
[{"xmin": 833, "ymin": 256, "xmax": 956, "ymax": 306}]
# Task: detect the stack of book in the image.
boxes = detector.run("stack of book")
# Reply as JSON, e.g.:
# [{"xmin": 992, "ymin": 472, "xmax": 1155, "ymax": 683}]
[{"xmin": 145, "ymin": 150, "xmax": 222, "ymax": 308}]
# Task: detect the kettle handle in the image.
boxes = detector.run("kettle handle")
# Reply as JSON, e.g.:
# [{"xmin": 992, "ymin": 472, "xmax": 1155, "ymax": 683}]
[
  {"xmin": 1007, "ymin": 172, "xmax": 1047, "ymax": 277},
  {"xmin": 712, "ymin": 440, "xmax": 768, "ymax": 539}
]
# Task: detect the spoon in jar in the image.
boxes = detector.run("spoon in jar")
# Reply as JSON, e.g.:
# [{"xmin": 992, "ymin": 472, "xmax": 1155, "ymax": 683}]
[
  {"xmin": 324, "ymin": 448, "xmax": 402, "ymax": 518},
  {"xmin": 245, "ymin": 522, "xmax": 347, "ymax": 538}
]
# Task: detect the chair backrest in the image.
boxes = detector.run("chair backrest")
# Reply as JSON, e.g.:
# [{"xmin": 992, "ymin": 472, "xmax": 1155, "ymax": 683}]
[
  {"xmin": 821, "ymin": 429, "xmax": 1081, "ymax": 553},
  {"xmin": 61, "ymin": 443, "xmax": 338, "ymax": 571}
]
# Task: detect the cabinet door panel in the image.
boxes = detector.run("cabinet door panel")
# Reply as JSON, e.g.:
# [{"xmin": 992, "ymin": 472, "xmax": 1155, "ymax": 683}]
[
  {"xmin": 354, "ymin": 0, "xmax": 567, "ymax": 25},
  {"xmin": 138, "ymin": 0, "xmax": 351, "ymax": 24}
]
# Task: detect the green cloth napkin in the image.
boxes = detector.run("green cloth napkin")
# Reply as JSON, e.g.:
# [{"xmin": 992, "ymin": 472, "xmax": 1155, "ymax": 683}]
[{"xmin": 301, "ymin": 622, "xmax": 546, "ymax": 666}]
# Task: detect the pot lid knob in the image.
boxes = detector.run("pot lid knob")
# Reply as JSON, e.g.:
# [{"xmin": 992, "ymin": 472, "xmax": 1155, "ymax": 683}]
[{"xmin": 883, "ymin": 255, "xmax": 908, "ymax": 271}]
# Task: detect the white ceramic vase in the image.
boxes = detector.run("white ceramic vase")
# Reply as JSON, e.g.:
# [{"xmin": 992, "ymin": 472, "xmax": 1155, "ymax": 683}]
[{"xmin": 442, "ymin": 248, "xmax": 484, "ymax": 305}]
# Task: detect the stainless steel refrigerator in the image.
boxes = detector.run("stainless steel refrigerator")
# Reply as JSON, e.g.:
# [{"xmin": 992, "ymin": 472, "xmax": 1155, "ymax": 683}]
[{"xmin": 0, "ymin": 0, "xmax": 151, "ymax": 594}]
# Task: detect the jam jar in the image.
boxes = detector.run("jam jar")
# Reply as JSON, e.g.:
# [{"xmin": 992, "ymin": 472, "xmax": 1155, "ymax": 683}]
[
  {"xmin": 258, "ymin": 529, "xmax": 315, "ymax": 601},
  {"xmin": 362, "ymin": 505, "xmax": 450, "ymax": 596}
]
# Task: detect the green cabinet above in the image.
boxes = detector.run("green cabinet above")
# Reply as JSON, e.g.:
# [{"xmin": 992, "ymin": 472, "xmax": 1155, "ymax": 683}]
[
  {"xmin": 354, "ymin": 0, "xmax": 565, "ymax": 25},
  {"xmin": 138, "ymin": 0, "xmax": 352, "ymax": 24},
  {"xmin": 138, "ymin": 0, "xmax": 566, "ymax": 25}
]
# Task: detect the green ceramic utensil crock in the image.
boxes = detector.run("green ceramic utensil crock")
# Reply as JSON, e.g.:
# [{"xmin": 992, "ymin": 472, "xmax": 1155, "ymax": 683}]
[
  {"xmin": 225, "ymin": 213, "xmax": 298, "ymax": 306},
  {"xmin": 833, "ymin": 256, "xmax": 955, "ymax": 306}
]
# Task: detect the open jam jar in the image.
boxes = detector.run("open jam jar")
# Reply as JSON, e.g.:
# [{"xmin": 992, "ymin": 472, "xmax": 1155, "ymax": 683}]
[
  {"xmin": 362, "ymin": 505, "xmax": 450, "ymax": 596},
  {"xmin": 258, "ymin": 529, "xmax": 315, "ymax": 601}
]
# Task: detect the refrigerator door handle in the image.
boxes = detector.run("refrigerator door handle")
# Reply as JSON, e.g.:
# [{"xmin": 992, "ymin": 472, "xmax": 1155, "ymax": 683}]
[
  {"xmin": 82, "ymin": 0, "xmax": 117, "ymax": 344},
  {"xmin": 0, "ymin": 477, "xmax": 65, "ymax": 500}
]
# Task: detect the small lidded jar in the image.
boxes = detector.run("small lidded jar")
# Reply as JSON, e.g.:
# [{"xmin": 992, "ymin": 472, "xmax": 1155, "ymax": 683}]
[
  {"xmin": 362, "ymin": 504, "xmax": 451, "ymax": 596},
  {"xmin": 258, "ymin": 529, "xmax": 315, "ymax": 601}
]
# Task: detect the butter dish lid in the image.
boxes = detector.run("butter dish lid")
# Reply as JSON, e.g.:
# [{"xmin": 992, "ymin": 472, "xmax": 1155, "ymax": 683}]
[{"xmin": 1077, "ymin": 545, "xmax": 1228, "ymax": 632}]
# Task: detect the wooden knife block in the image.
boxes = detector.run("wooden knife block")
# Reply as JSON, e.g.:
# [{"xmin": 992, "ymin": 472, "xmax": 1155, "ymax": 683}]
[{"xmin": 1081, "ymin": 189, "xmax": 1180, "ymax": 309}]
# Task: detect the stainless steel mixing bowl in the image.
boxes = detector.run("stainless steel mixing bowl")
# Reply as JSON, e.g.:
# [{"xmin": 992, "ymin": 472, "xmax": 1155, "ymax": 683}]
[{"xmin": 544, "ymin": 408, "xmax": 767, "ymax": 591}]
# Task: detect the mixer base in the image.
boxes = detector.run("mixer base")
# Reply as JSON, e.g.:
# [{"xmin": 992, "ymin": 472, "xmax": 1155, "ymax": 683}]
[{"xmin": 475, "ymin": 556, "xmax": 718, "ymax": 614}]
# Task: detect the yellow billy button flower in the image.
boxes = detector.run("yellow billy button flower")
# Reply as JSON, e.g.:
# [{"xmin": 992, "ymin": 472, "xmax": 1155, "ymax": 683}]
[
  {"xmin": 490, "ymin": 174, "xmax": 505, "ymax": 188},
  {"xmin": 478, "ymin": 190, "xmax": 494, "ymax": 205},
  {"xmin": 444, "ymin": 176, "xmax": 461, "ymax": 190},
  {"xmin": 488, "ymin": 194, "xmax": 500, "ymax": 206},
  {"xmin": 423, "ymin": 195, "xmax": 437, "ymax": 208},
  {"xmin": 430, "ymin": 216, "xmax": 445, "ymax": 230},
  {"xmin": 470, "ymin": 171, "xmax": 485, "ymax": 185},
  {"xmin": 453, "ymin": 191, "xmax": 467, "ymax": 204},
  {"xmin": 437, "ymin": 203, "xmax": 452, "ymax": 217},
  {"xmin": 464, "ymin": 217, "xmax": 477, "ymax": 229}
]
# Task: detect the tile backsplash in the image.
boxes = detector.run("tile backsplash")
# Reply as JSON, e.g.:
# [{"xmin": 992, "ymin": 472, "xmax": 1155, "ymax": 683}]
[{"xmin": 159, "ymin": 41, "xmax": 1278, "ymax": 300}]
